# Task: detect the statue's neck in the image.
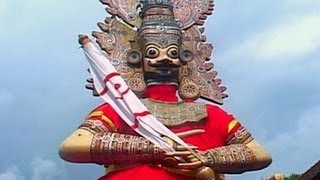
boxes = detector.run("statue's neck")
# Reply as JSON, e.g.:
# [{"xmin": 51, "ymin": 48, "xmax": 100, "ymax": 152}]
[{"xmin": 145, "ymin": 84, "xmax": 178, "ymax": 102}]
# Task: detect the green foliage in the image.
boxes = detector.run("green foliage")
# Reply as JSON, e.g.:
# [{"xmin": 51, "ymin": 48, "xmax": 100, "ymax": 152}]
[{"xmin": 284, "ymin": 174, "xmax": 300, "ymax": 180}]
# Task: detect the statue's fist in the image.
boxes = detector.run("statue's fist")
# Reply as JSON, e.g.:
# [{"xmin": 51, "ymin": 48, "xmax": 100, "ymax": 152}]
[
  {"xmin": 85, "ymin": 69, "xmax": 99, "ymax": 97},
  {"xmin": 78, "ymin": 34, "xmax": 90, "ymax": 45}
]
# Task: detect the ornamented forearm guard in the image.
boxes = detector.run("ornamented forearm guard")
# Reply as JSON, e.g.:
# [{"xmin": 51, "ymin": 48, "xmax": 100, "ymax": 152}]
[
  {"xmin": 79, "ymin": 119, "xmax": 110, "ymax": 134},
  {"xmin": 201, "ymin": 125, "xmax": 258, "ymax": 173},
  {"xmin": 90, "ymin": 132, "xmax": 161, "ymax": 165},
  {"xmin": 203, "ymin": 144, "xmax": 257, "ymax": 173},
  {"xmin": 226, "ymin": 126, "xmax": 254, "ymax": 145}
]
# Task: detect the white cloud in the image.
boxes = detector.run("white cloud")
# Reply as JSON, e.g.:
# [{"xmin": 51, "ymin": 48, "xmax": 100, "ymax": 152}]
[
  {"xmin": 224, "ymin": 13, "xmax": 320, "ymax": 62},
  {"xmin": 31, "ymin": 158, "xmax": 64, "ymax": 180},
  {"xmin": 0, "ymin": 167, "xmax": 24, "ymax": 180},
  {"xmin": 0, "ymin": 158, "xmax": 65, "ymax": 180}
]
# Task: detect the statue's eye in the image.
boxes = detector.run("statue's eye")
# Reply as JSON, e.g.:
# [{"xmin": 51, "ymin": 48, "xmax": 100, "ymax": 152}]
[
  {"xmin": 180, "ymin": 50, "xmax": 193, "ymax": 62},
  {"xmin": 167, "ymin": 48, "xmax": 179, "ymax": 58},
  {"xmin": 145, "ymin": 47, "xmax": 159, "ymax": 58},
  {"xmin": 127, "ymin": 50, "xmax": 141, "ymax": 64}
]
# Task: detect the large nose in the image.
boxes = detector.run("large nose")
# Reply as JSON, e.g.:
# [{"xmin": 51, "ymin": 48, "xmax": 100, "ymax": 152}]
[{"xmin": 156, "ymin": 50, "xmax": 171, "ymax": 61}]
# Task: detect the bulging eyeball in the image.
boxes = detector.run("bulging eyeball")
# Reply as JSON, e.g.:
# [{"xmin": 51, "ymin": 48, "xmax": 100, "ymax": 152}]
[
  {"xmin": 180, "ymin": 50, "xmax": 194, "ymax": 62},
  {"xmin": 145, "ymin": 47, "xmax": 160, "ymax": 58},
  {"xmin": 167, "ymin": 47, "xmax": 179, "ymax": 58},
  {"xmin": 127, "ymin": 50, "xmax": 142, "ymax": 64}
]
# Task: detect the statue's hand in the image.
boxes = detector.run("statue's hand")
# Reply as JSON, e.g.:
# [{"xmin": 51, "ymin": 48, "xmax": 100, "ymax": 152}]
[
  {"xmin": 78, "ymin": 34, "xmax": 90, "ymax": 45},
  {"xmin": 158, "ymin": 129, "xmax": 205, "ymax": 168},
  {"xmin": 165, "ymin": 149, "xmax": 217, "ymax": 180},
  {"xmin": 78, "ymin": 34, "xmax": 99, "ymax": 97},
  {"xmin": 176, "ymin": 151, "xmax": 209, "ymax": 170},
  {"xmin": 85, "ymin": 75, "xmax": 99, "ymax": 97}
]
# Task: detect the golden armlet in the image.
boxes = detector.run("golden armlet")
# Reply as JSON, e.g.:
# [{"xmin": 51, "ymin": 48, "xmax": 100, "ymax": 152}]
[
  {"xmin": 90, "ymin": 132, "xmax": 161, "ymax": 165},
  {"xmin": 203, "ymin": 144, "xmax": 257, "ymax": 168}
]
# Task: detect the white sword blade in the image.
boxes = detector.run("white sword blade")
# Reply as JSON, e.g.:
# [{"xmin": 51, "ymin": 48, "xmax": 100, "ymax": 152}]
[{"xmin": 82, "ymin": 41, "xmax": 193, "ymax": 152}]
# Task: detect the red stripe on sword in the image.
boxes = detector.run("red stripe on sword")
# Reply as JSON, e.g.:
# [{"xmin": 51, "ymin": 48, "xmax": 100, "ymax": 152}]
[
  {"xmin": 104, "ymin": 72, "xmax": 120, "ymax": 83},
  {"xmin": 131, "ymin": 111, "xmax": 151, "ymax": 129},
  {"xmin": 115, "ymin": 87, "xmax": 130, "ymax": 99},
  {"xmin": 99, "ymin": 87, "xmax": 108, "ymax": 96},
  {"xmin": 100, "ymin": 72, "xmax": 120, "ymax": 96}
]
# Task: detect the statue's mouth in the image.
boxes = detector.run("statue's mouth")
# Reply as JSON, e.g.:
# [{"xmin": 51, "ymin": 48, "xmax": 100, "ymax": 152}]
[{"xmin": 147, "ymin": 61, "xmax": 181, "ymax": 69}]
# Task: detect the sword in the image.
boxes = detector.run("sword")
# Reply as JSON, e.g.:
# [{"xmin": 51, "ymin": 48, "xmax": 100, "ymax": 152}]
[
  {"xmin": 80, "ymin": 35, "xmax": 215, "ymax": 179},
  {"xmin": 80, "ymin": 35, "xmax": 188, "ymax": 152}
]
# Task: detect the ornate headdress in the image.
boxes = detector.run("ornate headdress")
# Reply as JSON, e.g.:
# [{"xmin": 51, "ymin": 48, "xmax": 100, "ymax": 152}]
[{"xmin": 92, "ymin": 0, "xmax": 228, "ymax": 104}]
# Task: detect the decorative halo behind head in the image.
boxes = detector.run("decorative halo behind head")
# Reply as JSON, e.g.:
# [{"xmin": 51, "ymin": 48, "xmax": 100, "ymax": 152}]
[{"xmin": 94, "ymin": 0, "xmax": 228, "ymax": 104}]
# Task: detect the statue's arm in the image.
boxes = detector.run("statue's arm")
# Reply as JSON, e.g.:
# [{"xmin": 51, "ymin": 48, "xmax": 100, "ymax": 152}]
[
  {"xmin": 59, "ymin": 115, "xmax": 162, "ymax": 165},
  {"xmin": 180, "ymin": 124, "xmax": 272, "ymax": 173},
  {"xmin": 59, "ymin": 128, "xmax": 95, "ymax": 163},
  {"xmin": 59, "ymin": 110, "xmax": 199, "ymax": 166},
  {"xmin": 201, "ymin": 138, "xmax": 272, "ymax": 173}
]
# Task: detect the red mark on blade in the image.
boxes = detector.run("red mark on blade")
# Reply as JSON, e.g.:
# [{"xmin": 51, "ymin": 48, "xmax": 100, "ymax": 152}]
[
  {"xmin": 104, "ymin": 73, "xmax": 120, "ymax": 83},
  {"xmin": 115, "ymin": 87, "xmax": 130, "ymax": 99},
  {"xmin": 131, "ymin": 119, "xmax": 139, "ymax": 129},
  {"xmin": 114, "ymin": 84, "xmax": 121, "ymax": 90},
  {"xmin": 99, "ymin": 87, "xmax": 108, "ymax": 96},
  {"xmin": 131, "ymin": 111, "xmax": 151, "ymax": 129},
  {"xmin": 134, "ymin": 111, "xmax": 151, "ymax": 117},
  {"xmin": 122, "ymin": 88, "xmax": 130, "ymax": 95}
]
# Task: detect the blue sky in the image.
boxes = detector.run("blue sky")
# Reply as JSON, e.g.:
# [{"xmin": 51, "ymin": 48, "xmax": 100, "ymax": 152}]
[{"xmin": 0, "ymin": 0, "xmax": 319, "ymax": 179}]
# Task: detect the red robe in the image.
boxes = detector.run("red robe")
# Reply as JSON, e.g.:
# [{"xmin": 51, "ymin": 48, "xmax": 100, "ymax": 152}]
[{"xmin": 88, "ymin": 85, "xmax": 240, "ymax": 180}]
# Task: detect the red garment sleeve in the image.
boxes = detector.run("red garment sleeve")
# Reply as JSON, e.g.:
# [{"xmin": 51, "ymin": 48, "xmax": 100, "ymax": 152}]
[
  {"xmin": 206, "ymin": 105, "xmax": 240, "ymax": 145},
  {"xmin": 86, "ymin": 103, "xmax": 124, "ymax": 131},
  {"xmin": 87, "ymin": 103, "xmax": 139, "ymax": 135}
]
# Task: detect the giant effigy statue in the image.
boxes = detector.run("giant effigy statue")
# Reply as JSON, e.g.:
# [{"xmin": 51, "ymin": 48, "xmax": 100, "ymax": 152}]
[{"xmin": 59, "ymin": 0, "xmax": 272, "ymax": 179}]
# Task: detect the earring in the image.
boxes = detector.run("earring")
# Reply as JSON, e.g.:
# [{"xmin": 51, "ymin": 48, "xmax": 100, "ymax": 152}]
[
  {"xmin": 178, "ymin": 77, "xmax": 200, "ymax": 101},
  {"xmin": 127, "ymin": 73, "xmax": 146, "ymax": 97}
]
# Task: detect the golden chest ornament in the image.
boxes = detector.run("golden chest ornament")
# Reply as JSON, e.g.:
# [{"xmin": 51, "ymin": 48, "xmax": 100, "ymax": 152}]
[{"xmin": 142, "ymin": 98, "xmax": 208, "ymax": 127}]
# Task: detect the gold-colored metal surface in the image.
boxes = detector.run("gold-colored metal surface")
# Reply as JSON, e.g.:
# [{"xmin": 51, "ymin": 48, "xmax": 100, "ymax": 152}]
[
  {"xmin": 142, "ymin": 98, "xmax": 207, "ymax": 126},
  {"xmin": 196, "ymin": 166, "xmax": 216, "ymax": 180},
  {"xmin": 226, "ymin": 126, "xmax": 254, "ymax": 145},
  {"xmin": 201, "ymin": 140, "xmax": 272, "ymax": 173}
]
